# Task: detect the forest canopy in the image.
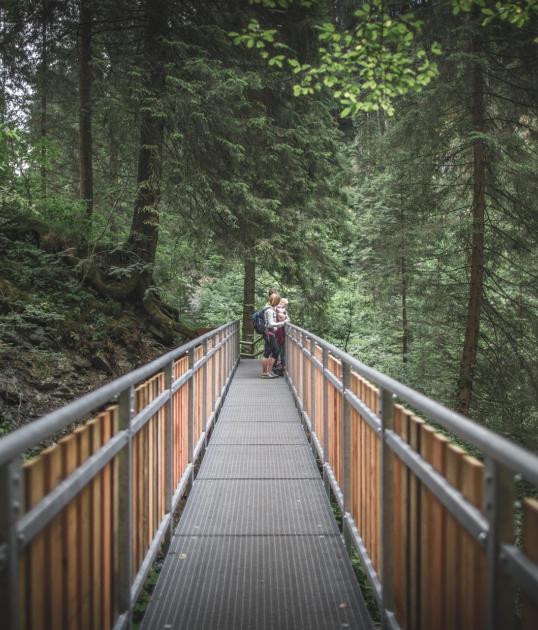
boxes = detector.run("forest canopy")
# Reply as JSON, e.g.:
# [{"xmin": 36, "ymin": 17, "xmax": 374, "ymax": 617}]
[{"xmin": 1, "ymin": 0, "xmax": 538, "ymax": 451}]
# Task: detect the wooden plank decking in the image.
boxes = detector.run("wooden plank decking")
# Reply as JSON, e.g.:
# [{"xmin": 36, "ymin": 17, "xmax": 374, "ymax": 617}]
[{"xmin": 141, "ymin": 360, "xmax": 373, "ymax": 630}]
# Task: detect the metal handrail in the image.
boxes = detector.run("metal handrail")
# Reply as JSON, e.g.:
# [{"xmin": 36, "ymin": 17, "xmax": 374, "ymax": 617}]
[
  {"xmin": 288, "ymin": 324, "xmax": 538, "ymax": 486},
  {"xmin": 0, "ymin": 320, "xmax": 241, "ymax": 630},
  {"xmin": 0, "ymin": 322, "xmax": 235, "ymax": 467},
  {"xmin": 285, "ymin": 323, "xmax": 538, "ymax": 630}
]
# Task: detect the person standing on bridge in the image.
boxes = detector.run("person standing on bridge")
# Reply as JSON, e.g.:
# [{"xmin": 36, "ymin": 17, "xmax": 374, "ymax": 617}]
[
  {"xmin": 261, "ymin": 292, "xmax": 286, "ymax": 378},
  {"xmin": 273, "ymin": 297, "xmax": 289, "ymax": 376}
]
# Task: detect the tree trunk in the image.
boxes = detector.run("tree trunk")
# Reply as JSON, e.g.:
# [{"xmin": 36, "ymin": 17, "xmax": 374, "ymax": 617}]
[
  {"xmin": 456, "ymin": 33, "xmax": 486, "ymax": 416},
  {"xmin": 40, "ymin": 0, "xmax": 48, "ymax": 198},
  {"xmin": 79, "ymin": 0, "xmax": 93, "ymax": 217},
  {"xmin": 400, "ymin": 200, "xmax": 409, "ymax": 367},
  {"xmin": 126, "ymin": 0, "xmax": 167, "ymax": 296},
  {"xmin": 242, "ymin": 255, "xmax": 256, "ymax": 342},
  {"xmin": 0, "ymin": 10, "xmax": 5, "ymax": 126}
]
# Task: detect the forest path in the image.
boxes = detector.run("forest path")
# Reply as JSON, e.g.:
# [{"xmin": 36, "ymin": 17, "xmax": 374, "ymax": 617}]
[{"xmin": 140, "ymin": 359, "xmax": 373, "ymax": 630}]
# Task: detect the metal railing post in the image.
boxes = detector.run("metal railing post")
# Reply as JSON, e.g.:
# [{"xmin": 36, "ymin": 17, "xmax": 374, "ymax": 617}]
[
  {"xmin": 211, "ymin": 336, "xmax": 217, "ymax": 412},
  {"xmin": 341, "ymin": 361, "xmax": 352, "ymax": 550},
  {"xmin": 164, "ymin": 362, "xmax": 173, "ymax": 549},
  {"xmin": 234, "ymin": 322, "xmax": 238, "ymax": 365},
  {"xmin": 224, "ymin": 326, "xmax": 229, "ymax": 384},
  {"xmin": 220, "ymin": 332, "xmax": 225, "ymax": 397},
  {"xmin": 0, "ymin": 457, "xmax": 22, "ymax": 630},
  {"xmin": 485, "ymin": 458, "xmax": 516, "ymax": 630},
  {"xmin": 188, "ymin": 348, "xmax": 195, "ymax": 464},
  {"xmin": 301, "ymin": 332, "xmax": 307, "ymax": 415},
  {"xmin": 322, "ymin": 346, "xmax": 329, "ymax": 465},
  {"xmin": 310, "ymin": 338, "xmax": 316, "ymax": 436},
  {"xmin": 202, "ymin": 341, "xmax": 208, "ymax": 432},
  {"xmin": 287, "ymin": 326, "xmax": 292, "ymax": 381},
  {"xmin": 117, "ymin": 386, "xmax": 134, "ymax": 622},
  {"xmin": 380, "ymin": 387, "xmax": 396, "ymax": 629}
]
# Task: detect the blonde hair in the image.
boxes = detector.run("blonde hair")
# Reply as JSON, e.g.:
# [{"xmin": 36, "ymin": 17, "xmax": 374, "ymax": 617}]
[
  {"xmin": 279, "ymin": 298, "xmax": 288, "ymax": 308},
  {"xmin": 269, "ymin": 294, "xmax": 281, "ymax": 307}
]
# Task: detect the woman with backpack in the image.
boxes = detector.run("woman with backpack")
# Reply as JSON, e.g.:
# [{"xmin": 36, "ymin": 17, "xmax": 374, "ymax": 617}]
[
  {"xmin": 273, "ymin": 297, "xmax": 289, "ymax": 375},
  {"xmin": 261, "ymin": 293, "xmax": 287, "ymax": 378}
]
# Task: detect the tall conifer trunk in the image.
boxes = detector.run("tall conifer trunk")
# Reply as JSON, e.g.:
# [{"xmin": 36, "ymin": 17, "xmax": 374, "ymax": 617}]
[
  {"xmin": 400, "ymin": 201, "xmax": 409, "ymax": 367},
  {"xmin": 40, "ymin": 0, "xmax": 48, "ymax": 198},
  {"xmin": 79, "ymin": 0, "xmax": 93, "ymax": 217},
  {"xmin": 456, "ymin": 30, "xmax": 486, "ymax": 416},
  {"xmin": 242, "ymin": 255, "xmax": 256, "ymax": 343},
  {"xmin": 126, "ymin": 0, "xmax": 167, "ymax": 295}
]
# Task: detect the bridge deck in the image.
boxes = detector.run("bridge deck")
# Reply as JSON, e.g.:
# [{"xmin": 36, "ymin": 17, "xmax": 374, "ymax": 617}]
[{"xmin": 141, "ymin": 360, "xmax": 373, "ymax": 630}]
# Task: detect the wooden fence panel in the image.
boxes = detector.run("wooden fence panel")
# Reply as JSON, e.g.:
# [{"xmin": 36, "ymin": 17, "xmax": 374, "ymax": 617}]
[
  {"xmin": 42, "ymin": 444, "xmax": 64, "ymax": 629},
  {"xmin": 522, "ymin": 498, "xmax": 538, "ymax": 629},
  {"xmin": 460, "ymin": 456, "xmax": 486, "ymax": 629},
  {"xmin": 419, "ymin": 426, "xmax": 449, "ymax": 630},
  {"xmin": 99, "ymin": 410, "xmax": 114, "ymax": 630},
  {"xmin": 89, "ymin": 419, "xmax": 103, "ymax": 626},
  {"xmin": 315, "ymin": 345, "xmax": 323, "ymax": 447},
  {"xmin": 444, "ymin": 444, "xmax": 465, "ymax": 630},
  {"xmin": 407, "ymin": 415, "xmax": 424, "ymax": 630},
  {"xmin": 18, "ymin": 405, "xmax": 121, "ymax": 629},
  {"xmin": 75, "ymin": 425, "xmax": 91, "ymax": 630},
  {"xmin": 392, "ymin": 405, "xmax": 408, "ymax": 627},
  {"xmin": 24, "ymin": 457, "xmax": 45, "ymax": 630},
  {"xmin": 173, "ymin": 356, "xmax": 189, "ymax": 487}
]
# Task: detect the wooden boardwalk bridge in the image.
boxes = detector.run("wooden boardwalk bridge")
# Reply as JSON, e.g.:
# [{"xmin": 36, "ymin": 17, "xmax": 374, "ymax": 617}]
[{"xmin": 1, "ymin": 321, "xmax": 538, "ymax": 629}]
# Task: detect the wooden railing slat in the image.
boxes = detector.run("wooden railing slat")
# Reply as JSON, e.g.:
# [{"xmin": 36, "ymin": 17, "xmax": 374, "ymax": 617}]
[{"xmin": 522, "ymin": 498, "xmax": 538, "ymax": 629}]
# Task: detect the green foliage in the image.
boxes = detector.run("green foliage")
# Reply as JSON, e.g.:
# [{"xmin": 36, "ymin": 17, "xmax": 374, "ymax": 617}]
[
  {"xmin": 232, "ymin": 2, "xmax": 440, "ymax": 116},
  {"xmin": 453, "ymin": 0, "xmax": 538, "ymax": 37},
  {"xmin": 1, "ymin": 0, "xmax": 537, "ymax": 457}
]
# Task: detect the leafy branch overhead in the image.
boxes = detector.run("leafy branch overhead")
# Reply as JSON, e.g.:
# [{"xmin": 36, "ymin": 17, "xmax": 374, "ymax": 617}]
[
  {"xmin": 231, "ymin": 0, "xmax": 538, "ymax": 116},
  {"xmin": 231, "ymin": 1, "xmax": 439, "ymax": 117}
]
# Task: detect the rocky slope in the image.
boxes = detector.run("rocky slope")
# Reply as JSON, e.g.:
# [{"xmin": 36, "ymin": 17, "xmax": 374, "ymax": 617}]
[{"xmin": 0, "ymin": 230, "xmax": 179, "ymax": 438}]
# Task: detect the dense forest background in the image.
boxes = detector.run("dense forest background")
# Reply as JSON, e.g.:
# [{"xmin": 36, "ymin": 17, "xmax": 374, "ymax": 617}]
[{"xmin": 0, "ymin": 0, "xmax": 537, "ymax": 452}]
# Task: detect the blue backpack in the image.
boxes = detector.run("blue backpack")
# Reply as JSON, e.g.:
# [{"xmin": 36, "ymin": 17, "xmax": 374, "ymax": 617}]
[{"xmin": 251, "ymin": 307, "xmax": 268, "ymax": 334}]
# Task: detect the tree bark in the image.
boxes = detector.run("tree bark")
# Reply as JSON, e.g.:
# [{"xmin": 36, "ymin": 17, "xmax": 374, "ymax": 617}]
[
  {"xmin": 242, "ymin": 255, "xmax": 256, "ymax": 342},
  {"xmin": 40, "ymin": 0, "xmax": 48, "ymax": 198},
  {"xmin": 400, "ymin": 200, "xmax": 409, "ymax": 367},
  {"xmin": 0, "ymin": 10, "xmax": 6, "ymax": 126},
  {"xmin": 456, "ymin": 33, "xmax": 486, "ymax": 416},
  {"xmin": 126, "ymin": 0, "xmax": 167, "ymax": 295},
  {"xmin": 79, "ymin": 0, "xmax": 93, "ymax": 217}
]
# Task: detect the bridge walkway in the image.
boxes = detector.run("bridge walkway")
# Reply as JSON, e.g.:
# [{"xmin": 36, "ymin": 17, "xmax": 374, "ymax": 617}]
[{"xmin": 141, "ymin": 360, "xmax": 373, "ymax": 629}]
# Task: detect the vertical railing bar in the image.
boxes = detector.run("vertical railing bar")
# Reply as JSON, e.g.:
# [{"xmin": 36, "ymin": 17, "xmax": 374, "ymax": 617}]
[
  {"xmin": 342, "ymin": 361, "xmax": 352, "ymax": 522},
  {"xmin": 322, "ymin": 346, "xmax": 329, "ymax": 465},
  {"xmin": 294, "ymin": 328, "xmax": 297, "ymax": 387},
  {"xmin": 163, "ymin": 362, "xmax": 173, "ymax": 549},
  {"xmin": 0, "ymin": 457, "xmax": 22, "ymax": 630},
  {"xmin": 228, "ymin": 325, "xmax": 232, "ymax": 376},
  {"xmin": 287, "ymin": 327, "xmax": 292, "ymax": 385},
  {"xmin": 211, "ymin": 335, "xmax": 216, "ymax": 413},
  {"xmin": 380, "ymin": 387, "xmax": 395, "ymax": 629},
  {"xmin": 117, "ymin": 385, "xmax": 134, "ymax": 624},
  {"xmin": 220, "ymin": 331, "xmax": 224, "ymax": 396},
  {"xmin": 301, "ymin": 332, "xmax": 307, "ymax": 415},
  {"xmin": 485, "ymin": 457, "xmax": 516, "ymax": 630},
  {"xmin": 224, "ymin": 327, "xmax": 228, "ymax": 385},
  {"xmin": 310, "ymin": 337, "xmax": 316, "ymax": 437},
  {"xmin": 187, "ymin": 348, "xmax": 195, "ymax": 464},
  {"xmin": 236, "ymin": 322, "xmax": 240, "ymax": 365},
  {"xmin": 202, "ymin": 341, "xmax": 208, "ymax": 432}
]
